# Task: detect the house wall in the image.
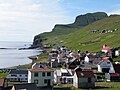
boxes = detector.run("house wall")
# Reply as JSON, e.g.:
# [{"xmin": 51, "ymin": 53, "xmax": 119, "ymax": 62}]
[
  {"xmin": 11, "ymin": 86, "xmax": 15, "ymax": 90},
  {"xmin": 66, "ymin": 77, "xmax": 73, "ymax": 84},
  {"xmin": 28, "ymin": 71, "xmax": 32, "ymax": 83},
  {"xmin": 105, "ymin": 73, "xmax": 110, "ymax": 81},
  {"xmin": 54, "ymin": 73, "xmax": 61, "ymax": 84},
  {"xmin": 98, "ymin": 60, "xmax": 112, "ymax": 73},
  {"xmin": 78, "ymin": 78, "xmax": 95, "ymax": 88},
  {"xmin": 85, "ymin": 56, "xmax": 89, "ymax": 63},
  {"xmin": 6, "ymin": 74, "xmax": 28, "ymax": 82},
  {"xmin": 115, "ymin": 50, "xmax": 120, "ymax": 56},
  {"xmin": 73, "ymin": 73, "xmax": 78, "ymax": 88},
  {"xmin": 98, "ymin": 65, "xmax": 102, "ymax": 72},
  {"xmin": 28, "ymin": 71, "xmax": 54, "ymax": 87}
]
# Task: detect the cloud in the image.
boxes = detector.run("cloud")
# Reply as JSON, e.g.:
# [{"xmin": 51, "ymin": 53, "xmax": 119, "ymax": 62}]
[{"xmin": 0, "ymin": 0, "xmax": 70, "ymax": 41}]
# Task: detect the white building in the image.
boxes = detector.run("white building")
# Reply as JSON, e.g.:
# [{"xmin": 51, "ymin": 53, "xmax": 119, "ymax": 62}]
[
  {"xmin": 28, "ymin": 66, "xmax": 54, "ymax": 87},
  {"xmin": 6, "ymin": 69, "xmax": 28, "ymax": 82},
  {"xmin": 54, "ymin": 68, "xmax": 73, "ymax": 84},
  {"xmin": 73, "ymin": 70, "xmax": 95, "ymax": 89},
  {"xmin": 115, "ymin": 50, "xmax": 120, "ymax": 56}
]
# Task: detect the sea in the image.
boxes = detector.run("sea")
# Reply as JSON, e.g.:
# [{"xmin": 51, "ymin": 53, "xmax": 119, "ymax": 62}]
[{"xmin": 0, "ymin": 41, "xmax": 42, "ymax": 68}]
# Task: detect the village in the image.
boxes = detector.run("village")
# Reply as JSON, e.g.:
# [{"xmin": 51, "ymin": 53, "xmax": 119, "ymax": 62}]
[{"xmin": 0, "ymin": 44, "xmax": 120, "ymax": 90}]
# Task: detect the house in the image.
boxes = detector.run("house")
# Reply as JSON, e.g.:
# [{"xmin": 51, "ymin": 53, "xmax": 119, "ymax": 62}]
[
  {"xmin": 115, "ymin": 50, "xmax": 120, "ymax": 56},
  {"xmin": 57, "ymin": 53, "xmax": 67, "ymax": 63},
  {"xmin": 49, "ymin": 49, "xmax": 59, "ymax": 58},
  {"xmin": 0, "ymin": 79, "xmax": 4, "ymax": 90},
  {"xmin": 49, "ymin": 58, "xmax": 59, "ymax": 68},
  {"xmin": 97, "ymin": 57, "xmax": 112, "ymax": 73},
  {"xmin": 101, "ymin": 44, "xmax": 110, "ymax": 53},
  {"xmin": 68, "ymin": 59, "xmax": 80, "ymax": 69},
  {"xmin": 11, "ymin": 83, "xmax": 38, "ymax": 90},
  {"xmin": 84, "ymin": 54, "xmax": 102, "ymax": 64},
  {"xmin": 6, "ymin": 69, "xmax": 28, "ymax": 82},
  {"xmin": 54, "ymin": 68, "xmax": 73, "ymax": 84},
  {"xmin": 28, "ymin": 65, "xmax": 54, "ymax": 87},
  {"xmin": 105, "ymin": 64, "xmax": 120, "ymax": 81},
  {"xmin": 73, "ymin": 70, "xmax": 95, "ymax": 89},
  {"xmin": 105, "ymin": 73, "xmax": 119, "ymax": 82},
  {"xmin": 32, "ymin": 62, "xmax": 48, "ymax": 68}
]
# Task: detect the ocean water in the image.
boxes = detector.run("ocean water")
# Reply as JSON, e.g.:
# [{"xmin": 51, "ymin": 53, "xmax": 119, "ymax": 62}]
[{"xmin": 0, "ymin": 41, "xmax": 42, "ymax": 68}]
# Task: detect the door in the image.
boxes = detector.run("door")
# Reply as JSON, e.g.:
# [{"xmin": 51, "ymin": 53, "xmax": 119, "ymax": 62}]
[{"xmin": 47, "ymin": 79, "xmax": 51, "ymax": 86}]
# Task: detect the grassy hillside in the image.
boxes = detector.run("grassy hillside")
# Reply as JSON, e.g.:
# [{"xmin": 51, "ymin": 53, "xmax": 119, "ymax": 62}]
[
  {"xmin": 32, "ymin": 12, "xmax": 107, "ymax": 47},
  {"xmin": 45, "ymin": 15, "xmax": 120, "ymax": 52}
]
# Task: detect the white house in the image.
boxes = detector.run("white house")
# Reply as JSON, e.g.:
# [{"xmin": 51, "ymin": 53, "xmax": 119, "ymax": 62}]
[
  {"xmin": 98, "ymin": 57, "xmax": 112, "ymax": 73},
  {"xmin": 115, "ymin": 50, "xmax": 120, "ymax": 56},
  {"xmin": 28, "ymin": 66, "xmax": 54, "ymax": 87},
  {"xmin": 54, "ymin": 68, "xmax": 73, "ymax": 84},
  {"xmin": 6, "ymin": 69, "xmax": 28, "ymax": 82},
  {"xmin": 73, "ymin": 70, "xmax": 95, "ymax": 89}
]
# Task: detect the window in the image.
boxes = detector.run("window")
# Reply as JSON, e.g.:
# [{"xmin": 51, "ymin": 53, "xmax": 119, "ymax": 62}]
[
  {"xmin": 60, "ymin": 78, "xmax": 62, "ymax": 81},
  {"xmin": 47, "ymin": 72, "xmax": 51, "ymax": 76},
  {"xmin": 34, "ymin": 72, "xmax": 38, "ymax": 77},
  {"xmin": 44, "ymin": 79, "xmax": 47, "ymax": 84},
  {"xmin": 34, "ymin": 80, "xmax": 38, "ymax": 84},
  {"xmin": 88, "ymin": 78, "xmax": 91, "ymax": 83},
  {"xmin": 11, "ymin": 74, "xmax": 17, "ymax": 77},
  {"xmin": 42, "ymin": 72, "xmax": 45, "ymax": 76}
]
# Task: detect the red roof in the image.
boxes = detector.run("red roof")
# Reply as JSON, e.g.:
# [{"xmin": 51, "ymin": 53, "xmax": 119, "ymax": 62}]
[
  {"xmin": 0, "ymin": 79, "xmax": 4, "ymax": 87},
  {"xmin": 28, "ymin": 67, "xmax": 54, "ymax": 72},
  {"xmin": 76, "ymin": 70, "xmax": 95, "ymax": 78},
  {"xmin": 71, "ymin": 53, "xmax": 80, "ymax": 58},
  {"xmin": 113, "ymin": 64, "xmax": 120, "ymax": 73},
  {"xmin": 109, "ymin": 73, "xmax": 119, "ymax": 77}
]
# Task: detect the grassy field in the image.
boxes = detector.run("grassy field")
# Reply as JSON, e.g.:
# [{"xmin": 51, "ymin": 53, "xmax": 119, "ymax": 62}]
[{"xmin": 54, "ymin": 82, "xmax": 120, "ymax": 90}]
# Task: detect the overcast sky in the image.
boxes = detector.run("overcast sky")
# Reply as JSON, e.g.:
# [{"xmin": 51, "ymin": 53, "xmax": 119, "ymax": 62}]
[{"xmin": 0, "ymin": 0, "xmax": 120, "ymax": 42}]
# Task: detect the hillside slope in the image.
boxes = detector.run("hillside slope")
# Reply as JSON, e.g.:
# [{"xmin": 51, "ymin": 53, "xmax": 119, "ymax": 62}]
[
  {"xmin": 32, "ymin": 12, "xmax": 108, "ymax": 48},
  {"xmin": 57, "ymin": 15, "xmax": 120, "ymax": 52}
]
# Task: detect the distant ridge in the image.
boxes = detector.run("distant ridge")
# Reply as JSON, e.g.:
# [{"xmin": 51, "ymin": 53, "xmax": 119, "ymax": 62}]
[{"xmin": 32, "ymin": 12, "xmax": 108, "ymax": 48}]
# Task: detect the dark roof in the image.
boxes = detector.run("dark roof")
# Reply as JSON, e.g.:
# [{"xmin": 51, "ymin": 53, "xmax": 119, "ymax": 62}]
[
  {"xmin": 12, "ymin": 83, "xmax": 37, "ymax": 90},
  {"xmin": 0, "ymin": 79, "xmax": 4, "ymax": 87},
  {"xmin": 87, "ymin": 54, "xmax": 95, "ymax": 58},
  {"xmin": 113, "ymin": 64, "xmax": 120, "ymax": 73},
  {"xmin": 9, "ymin": 69, "xmax": 28, "ymax": 74},
  {"xmin": 76, "ymin": 70, "xmax": 95, "ymax": 78},
  {"xmin": 68, "ymin": 59, "xmax": 80, "ymax": 69}
]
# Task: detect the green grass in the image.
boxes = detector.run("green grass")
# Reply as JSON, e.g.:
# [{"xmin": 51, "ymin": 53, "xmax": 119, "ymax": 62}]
[
  {"xmin": 42, "ymin": 16, "xmax": 120, "ymax": 52},
  {"xmin": 36, "ymin": 52, "xmax": 49, "ymax": 63},
  {"xmin": 0, "ymin": 72, "xmax": 9, "ymax": 78},
  {"xmin": 54, "ymin": 82, "xmax": 120, "ymax": 90},
  {"xmin": 95, "ymin": 82, "xmax": 120, "ymax": 88},
  {"xmin": 113, "ymin": 56, "xmax": 120, "ymax": 62}
]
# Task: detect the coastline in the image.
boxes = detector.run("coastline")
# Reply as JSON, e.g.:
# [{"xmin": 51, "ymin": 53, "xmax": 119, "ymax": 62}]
[{"xmin": 0, "ymin": 41, "xmax": 43, "ymax": 68}]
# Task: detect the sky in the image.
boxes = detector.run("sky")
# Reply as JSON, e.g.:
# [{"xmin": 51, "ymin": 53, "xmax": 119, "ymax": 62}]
[{"xmin": 0, "ymin": 0, "xmax": 120, "ymax": 42}]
